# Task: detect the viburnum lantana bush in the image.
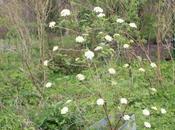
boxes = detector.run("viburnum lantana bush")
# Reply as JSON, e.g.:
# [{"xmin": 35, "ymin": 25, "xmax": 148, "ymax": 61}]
[{"xmin": 41, "ymin": 5, "xmax": 167, "ymax": 130}]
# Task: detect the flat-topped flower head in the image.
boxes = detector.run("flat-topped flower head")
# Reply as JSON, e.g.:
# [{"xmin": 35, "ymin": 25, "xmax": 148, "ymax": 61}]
[
  {"xmin": 85, "ymin": 50, "xmax": 94, "ymax": 60},
  {"xmin": 116, "ymin": 18, "xmax": 124, "ymax": 23},
  {"xmin": 97, "ymin": 13, "xmax": 105, "ymax": 17},
  {"xmin": 105, "ymin": 35, "xmax": 113, "ymax": 42},
  {"xmin": 75, "ymin": 57, "xmax": 80, "ymax": 61},
  {"xmin": 98, "ymin": 31, "xmax": 103, "ymax": 35},
  {"xmin": 49, "ymin": 21, "xmax": 56, "ymax": 28},
  {"xmin": 99, "ymin": 42, "xmax": 105, "ymax": 46},
  {"xmin": 129, "ymin": 23, "xmax": 137, "ymax": 28},
  {"xmin": 161, "ymin": 108, "xmax": 167, "ymax": 114},
  {"xmin": 130, "ymin": 39, "xmax": 134, "ymax": 43},
  {"xmin": 123, "ymin": 115, "xmax": 130, "ymax": 121},
  {"xmin": 61, "ymin": 107, "xmax": 68, "ymax": 114},
  {"xmin": 82, "ymin": 33, "xmax": 89, "ymax": 36},
  {"xmin": 150, "ymin": 62, "xmax": 157, "ymax": 68},
  {"xmin": 113, "ymin": 33, "xmax": 120, "ymax": 37},
  {"xmin": 76, "ymin": 36, "xmax": 85, "ymax": 43},
  {"xmin": 43, "ymin": 60, "xmax": 49, "ymax": 66},
  {"xmin": 53, "ymin": 46, "xmax": 58, "ymax": 52},
  {"xmin": 144, "ymin": 122, "xmax": 151, "ymax": 128},
  {"xmin": 123, "ymin": 44, "xmax": 130, "ymax": 49},
  {"xmin": 76, "ymin": 74, "xmax": 85, "ymax": 81},
  {"xmin": 65, "ymin": 100, "xmax": 72, "ymax": 104},
  {"xmin": 143, "ymin": 109, "xmax": 150, "ymax": 116},
  {"xmin": 150, "ymin": 87, "xmax": 157, "ymax": 92},
  {"xmin": 45, "ymin": 82, "xmax": 52, "ymax": 88},
  {"xmin": 151, "ymin": 106, "xmax": 158, "ymax": 111},
  {"xmin": 120, "ymin": 98, "xmax": 128, "ymax": 105},
  {"xmin": 94, "ymin": 46, "xmax": 103, "ymax": 51},
  {"xmin": 96, "ymin": 98, "xmax": 105, "ymax": 106},
  {"xmin": 139, "ymin": 68, "xmax": 145, "ymax": 72},
  {"xmin": 60, "ymin": 9, "xmax": 71, "ymax": 17},
  {"xmin": 93, "ymin": 7, "xmax": 103, "ymax": 13},
  {"xmin": 123, "ymin": 64, "xmax": 129, "ymax": 68},
  {"xmin": 108, "ymin": 68, "xmax": 116, "ymax": 75}
]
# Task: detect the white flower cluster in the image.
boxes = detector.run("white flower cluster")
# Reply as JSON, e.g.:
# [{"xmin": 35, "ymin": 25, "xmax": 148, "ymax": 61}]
[
  {"xmin": 76, "ymin": 36, "xmax": 85, "ymax": 43},
  {"xmin": 116, "ymin": 18, "xmax": 124, "ymax": 23},
  {"xmin": 93, "ymin": 6, "xmax": 105, "ymax": 18},
  {"xmin": 49, "ymin": 21, "xmax": 56, "ymax": 28},
  {"xmin": 60, "ymin": 9, "xmax": 71, "ymax": 17},
  {"xmin": 45, "ymin": 82, "xmax": 52, "ymax": 88},
  {"xmin": 120, "ymin": 98, "xmax": 128, "ymax": 105},
  {"xmin": 76, "ymin": 74, "xmax": 85, "ymax": 81},
  {"xmin": 108, "ymin": 68, "xmax": 116, "ymax": 75},
  {"xmin": 123, "ymin": 44, "xmax": 130, "ymax": 49},
  {"xmin": 96, "ymin": 98, "xmax": 105, "ymax": 106},
  {"xmin": 94, "ymin": 46, "xmax": 103, "ymax": 51},
  {"xmin": 129, "ymin": 23, "xmax": 137, "ymax": 28},
  {"xmin": 43, "ymin": 60, "xmax": 49, "ymax": 66},
  {"xmin": 123, "ymin": 115, "xmax": 130, "ymax": 121},
  {"xmin": 61, "ymin": 107, "xmax": 68, "ymax": 114},
  {"xmin": 85, "ymin": 50, "xmax": 95, "ymax": 60},
  {"xmin": 105, "ymin": 35, "xmax": 113, "ymax": 42}
]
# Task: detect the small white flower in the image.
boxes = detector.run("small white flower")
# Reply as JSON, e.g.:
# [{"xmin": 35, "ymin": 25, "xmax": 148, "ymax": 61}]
[
  {"xmin": 82, "ymin": 33, "xmax": 89, "ymax": 36},
  {"xmin": 161, "ymin": 108, "xmax": 167, "ymax": 114},
  {"xmin": 144, "ymin": 122, "xmax": 151, "ymax": 128},
  {"xmin": 96, "ymin": 98, "xmax": 105, "ymax": 106},
  {"xmin": 105, "ymin": 35, "xmax": 113, "ymax": 42},
  {"xmin": 97, "ymin": 13, "xmax": 105, "ymax": 17},
  {"xmin": 142, "ymin": 109, "xmax": 150, "ymax": 116},
  {"xmin": 137, "ymin": 56, "xmax": 142, "ymax": 61},
  {"xmin": 61, "ymin": 107, "xmax": 68, "ymax": 114},
  {"xmin": 94, "ymin": 46, "xmax": 103, "ymax": 51},
  {"xmin": 151, "ymin": 106, "xmax": 158, "ymax": 111},
  {"xmin": 139, "ymin": 68, "xmax": 145, "ymax": 72},
  {"xmin": 76, "ymin": 74, "xmax": 85, "ymax": 81},
  {"xmin": 45, "ymin": 82, "xmax": 52, "ymax": 88},
  {"xmin": 123, "ymin": 115, "xmax": 130, "ymax": 121},
  {"xmin": 129, "ymin": 23, "xmax": 137, "ymax": 28},
  {"xmin": 150, "ymin": 62, "xmax": 157, "ymax": 68},
  {"xmin": 116, "ymin": 18, "xmax": 124, "ymax": 23},
  {"xmin": 99, "ymin": 32, "xmax": 103, "ymax": 35},
  {"xmin": 85, "ymin": 50, "xmax": 95, "ymax": 60},
  {"xmin": 150, "ymin": 87, "xmax": 157, "ymax": 92},
  {"xmin": 60, "ymin": 9, "xmax": 71, "ymax": 17},
  {"xmin": 76, "ymin": 36, "xmax": 85, "ymax": 43},
  {"xmin": 53, "ymin": 46, "xmax": 58, "ymax": 52},
  {"xmin": 43, "ymin": 60, "xmax": 49, "ymax": 66},
  {"xmin": 99, "ymin": 42, "xmax": 105, "ymax": 46},
  {"xmin": 49, "ymin": 21, "xmax": 56, "ymax": 28},
  {"xmin": 93, "ymin": 7, "xmax": 103, "ymax": 13},
  {"xmin": 75, "ymin": 57, "xmax": 80, "ymax": 61},
  {"xmin": 65, "ymin": 100, "xmax": 72, "ymax": 104},
  {"xmin": 120, "ymin": 98, "xmax": 128, "ymax": 105},
  {"xmin": 113, "ymin": 33, "xmax": 120, "ymax": 37},
  {"xmin": 123, "ymin": 44, "xmax": 130, "ymax": 49},
  {"xmin": 130, "ymin": 39, "xmax": 134, "ymax": 43},
  {"xmin": 123, "ymin": 64, "xmax": 129, "ymax": 68},
  {"xmin": 108, "ymin": 68, "xmax": 116, "ymax": 75}
]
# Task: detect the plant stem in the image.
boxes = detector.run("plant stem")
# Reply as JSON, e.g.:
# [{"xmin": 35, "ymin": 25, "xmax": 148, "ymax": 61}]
[{"xmin": 103, "ymin": 103, "xmax": 113, "ymax": 130}]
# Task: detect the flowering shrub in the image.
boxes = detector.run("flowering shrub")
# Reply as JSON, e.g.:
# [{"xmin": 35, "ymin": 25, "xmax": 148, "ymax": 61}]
[
  {"xmin": 47, "ymin": 4, "xmax": 144, "ymax": 75},
  {"xmin": 41, "ymin": 4, "xmax": 170, "ymax": 129},
  {"xmin": 1, "ymin": 0, "xmax": 174, "ymax": 130}
]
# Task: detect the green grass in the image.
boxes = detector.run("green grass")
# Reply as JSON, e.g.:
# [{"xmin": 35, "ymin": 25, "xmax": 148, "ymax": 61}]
[{"xmin": 0, "ymin": 52, "xmax": 175, "ymax": 130}]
